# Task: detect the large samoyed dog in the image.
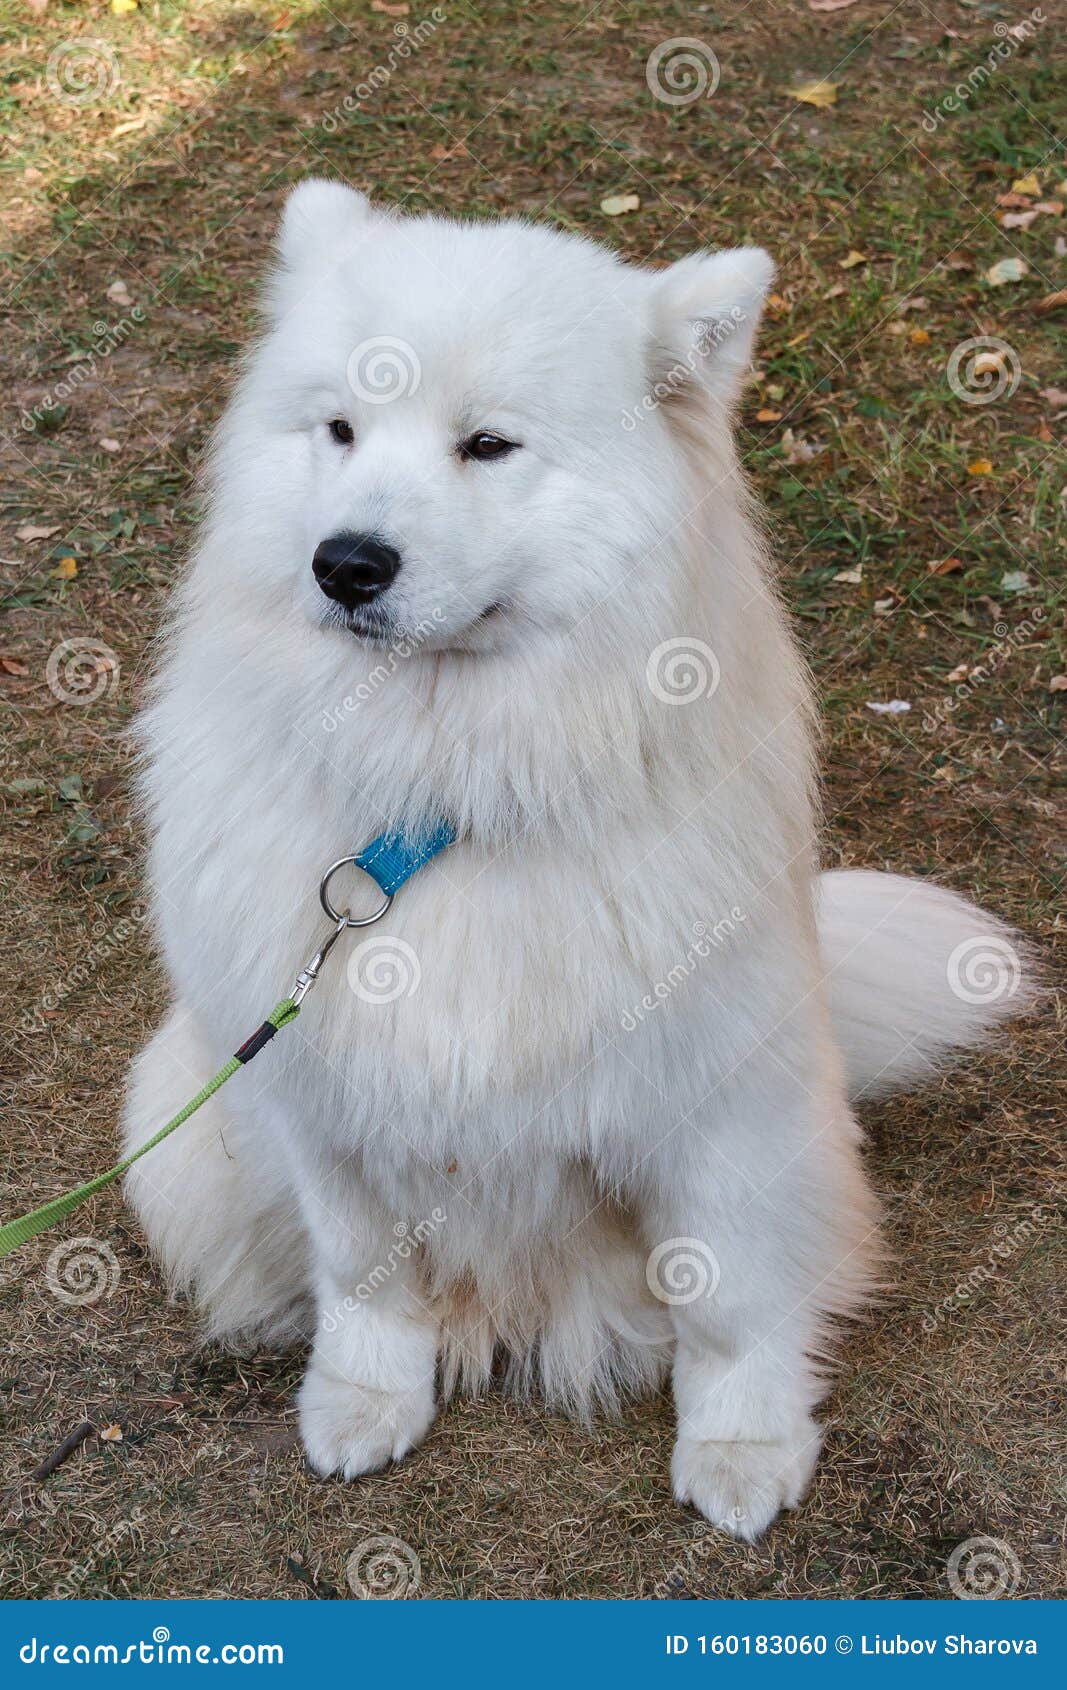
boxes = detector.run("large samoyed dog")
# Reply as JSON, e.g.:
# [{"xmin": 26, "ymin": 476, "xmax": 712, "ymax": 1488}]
[{"xmin": 123, "ymin": 180, "xmax": 1028, "ymax": 1539}]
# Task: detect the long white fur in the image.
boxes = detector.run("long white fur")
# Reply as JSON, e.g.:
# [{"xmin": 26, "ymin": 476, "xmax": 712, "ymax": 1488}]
[{"xmin": 123, "ymin": 182, "xmax": 1030, "ymax": 1539}]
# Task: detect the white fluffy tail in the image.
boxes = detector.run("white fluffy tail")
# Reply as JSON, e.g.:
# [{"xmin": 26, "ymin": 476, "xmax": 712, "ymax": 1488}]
[{"xmin": 817, "ymin": 870, "xmax": 1033, "ymax": 1100}]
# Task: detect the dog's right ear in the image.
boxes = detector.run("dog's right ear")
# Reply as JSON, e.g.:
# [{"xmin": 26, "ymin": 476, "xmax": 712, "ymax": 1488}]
[
  {"xmin": 276, "ymin": 179, "xmax": 371, "ymax": 268},
  {"xmin": 648, "ymin": 248, "xmax": 774, "ymax": 415}
]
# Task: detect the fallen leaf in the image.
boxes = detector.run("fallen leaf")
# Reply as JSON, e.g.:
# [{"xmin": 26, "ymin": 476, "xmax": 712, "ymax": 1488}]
[
  {"xmin": 909, "ymin": 327, "xmax": 931, "ymax": 345},
  {"xmin": 1011, "ymin": 173, "xmax": 1041, "ymax": 196},
  {"xmin": 755, "ymin": 407, "xmax": 782, "ymax": 422},
  {"xmin": 600, "ymin": 193, "xmax": 640, "ymax": 216},
  {"xmin": 371, "ymin": 0, "xmax": 409, "ymax": 11},
  {"xmin": 838, "ymin": 249, "xmax": 867, "ymax": 269},
  {"xmin": 1032, "ymin": 200, "xmax": 1063, "ymax": 216},
  {"xmin": 823, "ymin": 283, "xmax": 846, "ymax": 299},
  {"xmin": 1048, "ymin": 675, "xmax": 1067, "ymax": 692},
  {"xmin": 781, "ymin": 427, "xmax": 823, "ymax": 464},
  {"xmin": 886, "ymin": 321, "xmax": 908, "ymax": 336},
  {"xmin": 1039, "ymin": 386, "xmax": 1067, "ymax": 407},
  {"xmin": 1034, "ymin": 288, "xmax": 1067, "ymax": 314},
  {"xmin": 57, "ymin": 774, "xmax": 83, "ymax": 803},
  {"xmin": 766, "ymin": 291, "xmax": 792, "ymax": 316},
  {"xmin": 967, "ymin": 458, "xmax": 993, "ymax": 476},
  {"xmin": 110, "ymin": 116, "xmax": 148, "ymax": 138},
  {"xmin": 873, "ymin": 597, "xmax": 897, "ymax": 614},
  {"xmin": 927, "ymin": 557, "xmax": 963, "ymax": 575},
  {"xmin": 0, "ymin": 656, "xmax": 29, "ymax": 676},
  {"xmin": 947, "ymin": 663, "xmax": 973, "ymax": 683},
  {"xmin": 111, "ymin": 0, "xmax": 138, "ymax": 12},
  {"xmin": 833, "ymin": 566, "xmax": 863, "ymax": 584},
  {"xmin": 1001, "ymin": 570, "xmax": 1031, "ymax": 593},
  {"xmin": 99, "ymin": 438, "xmax": 121, "ymax": 453},
  {"xmin": 808, "ymin": 0, "xmax": 861, "ymax": 9},
  {"xmin": 16, "ymin": 523, "xmax": 61, "ymax": 542},
  {"xmin": 897, "ymin": 296, "xmax": 929, "ymax": 313},
  {"xmin": 100, "ymin": 1423, "xmax": 124, "ymax": 1442},
  {"xmin": 106, "ymin": 280, "xmax": 133, "ymax": 307},
  {"xmin": 1001, "ymin": 210, "xmax": 1037, "ymax": 231},
  {"xmin": 944, "ymin": 255, "xmax": 974, "ymax": 271},
  {"xmin": 788, "ymin": 80, "xmax": 839, "ymax": 108},
  {"xmin": 985, "ymin": 257, "xmax": 1028, "ymax": 286},
  {"xmin": 995, "ymin": 191, "xmax": 1032, "ymax": 209},
  {"xmin": 51, "ymin": 556, "xmax": 78, "ymax": 579},
  {"xmin": 866, "ymin": 699, "xmax": 911, "ymax": 715}
]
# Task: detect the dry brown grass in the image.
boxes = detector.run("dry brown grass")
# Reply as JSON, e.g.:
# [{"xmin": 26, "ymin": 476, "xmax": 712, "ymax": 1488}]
[{"xmin": 1, "ymin": 0, "xmax": 1063, "ymax": 1600}]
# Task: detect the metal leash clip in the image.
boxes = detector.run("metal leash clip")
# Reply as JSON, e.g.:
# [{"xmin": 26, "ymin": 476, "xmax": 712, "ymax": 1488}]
[{"xmin": 290, "ymin": 857, "xmax": 396, "ymax": 1005}]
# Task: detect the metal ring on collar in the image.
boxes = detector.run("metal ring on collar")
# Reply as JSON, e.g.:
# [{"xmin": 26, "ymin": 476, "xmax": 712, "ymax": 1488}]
[{"xmin": 318, "ymin": 856, "xmax": 394, "ymax": 927}]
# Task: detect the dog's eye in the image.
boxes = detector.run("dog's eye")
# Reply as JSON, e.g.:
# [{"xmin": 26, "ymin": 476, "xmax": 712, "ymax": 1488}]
[
  {"xmin": 459, "ymin": 431, "xmax": 519, "ymax": 462},
  {"xmin": 328, "ymin": 418, "xmax": 354, "ymax": 445}
]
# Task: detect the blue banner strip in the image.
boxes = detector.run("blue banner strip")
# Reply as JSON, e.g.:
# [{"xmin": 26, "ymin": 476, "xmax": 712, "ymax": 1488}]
[{"xmin": 1, "ymin": 1599, "xmax": 1062, "ymax": 1685}]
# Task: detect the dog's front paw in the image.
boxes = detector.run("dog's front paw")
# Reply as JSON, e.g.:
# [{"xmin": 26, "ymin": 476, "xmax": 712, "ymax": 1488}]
[
  {"xmin": 298, "ymin": 1361, "xmax": 436, "ymax": 1480},
  {"xmin": 671, "ymin": 1422, "xmax": 822, "ymax": 1541}
]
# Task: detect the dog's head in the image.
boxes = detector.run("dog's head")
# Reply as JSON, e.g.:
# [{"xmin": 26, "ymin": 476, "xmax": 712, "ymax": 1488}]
[{"xmin": 220, "ymin": 179, "xmax": 772, "ymax": 657}]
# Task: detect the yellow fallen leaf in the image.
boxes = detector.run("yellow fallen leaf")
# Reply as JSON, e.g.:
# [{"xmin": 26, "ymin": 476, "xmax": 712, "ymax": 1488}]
[
  {"xmin": 909, "ymin": 327, "xmax": 931, "ymax": 345},
  {"xmin": 927, "ymin": 557, "xmax": 963, "ymax": 575},
  {"xmin": 766, "ymin": 292, "xmax": 792, "ymax": 316},
  {"xmin": 1012, "ymin": 173, "xmax": 1041, "ymax": 196},
  {"xmin": 838, "ymin": 249, "xmax": 867, "ymax": 269},
  {"xmin": 52, "ymin": 556, "xmax": 78, "ymax": 579},
  {"xmin": 111, "ymin": 0, "xmax": 138, "ymax": 12},
  {"xmin": 755, "ymin": 408, "xmax": 782, "ymax": 422},
  {"xmin": 967, "ymin": 459, "xmax": 993, "ymax": 476},
  {"xmin": 100, "ymin": 1423, "xmax": 124, "ymax": 1442},
  {"xmin": 788, "ymin": 80, "xmax": 838, "ymax": 108},
  {"xmin": 600, "ymin": 193, "xmax": 640, "ymax": 217}
]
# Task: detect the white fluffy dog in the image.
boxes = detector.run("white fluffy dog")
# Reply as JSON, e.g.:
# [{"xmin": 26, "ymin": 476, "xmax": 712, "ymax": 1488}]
[{"xmin": 123, "ymin": 181, "xmax": 1028, "ymax": 1539}]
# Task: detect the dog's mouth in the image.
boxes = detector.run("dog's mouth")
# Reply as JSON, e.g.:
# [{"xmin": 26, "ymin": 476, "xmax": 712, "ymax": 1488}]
[{"xmin": 323, "ymin": 599, "xmax": 509, "ymax": 650}]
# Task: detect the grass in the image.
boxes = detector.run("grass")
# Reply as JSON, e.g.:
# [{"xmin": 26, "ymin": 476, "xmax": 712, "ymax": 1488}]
[{"xmin": 0, "ymin": 0, "xmax": 1063, "ymax": 1601}]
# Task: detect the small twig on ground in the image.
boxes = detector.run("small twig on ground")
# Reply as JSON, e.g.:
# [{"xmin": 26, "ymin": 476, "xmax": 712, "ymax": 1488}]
[{"xmin": 31, "ymin": 1420, "xmax": 94, "ymax": 1481}]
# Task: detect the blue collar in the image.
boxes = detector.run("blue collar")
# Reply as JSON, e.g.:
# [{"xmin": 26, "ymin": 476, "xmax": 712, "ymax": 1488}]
[{"xmin": 354, "ymin": 822, "xmax": 456, "ymax": 897}]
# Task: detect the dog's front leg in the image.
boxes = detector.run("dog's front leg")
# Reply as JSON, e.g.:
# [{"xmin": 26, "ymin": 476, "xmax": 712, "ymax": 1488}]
[
  {"xmin": 293, "ymin": 1161, "xmax": 439, "ymax": 1480},
  {"xmin": 637, "ymin": 1075, "xmax": 877, "ymax": 1541}
]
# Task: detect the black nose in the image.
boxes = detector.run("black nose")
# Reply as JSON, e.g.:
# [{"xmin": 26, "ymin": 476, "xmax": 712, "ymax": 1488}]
[{"xmin": 312, "ymin": 532, "xmax": 402, "ymax": 609}]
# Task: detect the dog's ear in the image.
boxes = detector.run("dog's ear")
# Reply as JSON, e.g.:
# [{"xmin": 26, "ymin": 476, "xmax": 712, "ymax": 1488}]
[
  {"xmin": 276, "ymin": 179, "xmax": 371, "ymax": 268},
  {"xmin": 648, "ymin": 248, "xmax": 774, "ymax": 412}
]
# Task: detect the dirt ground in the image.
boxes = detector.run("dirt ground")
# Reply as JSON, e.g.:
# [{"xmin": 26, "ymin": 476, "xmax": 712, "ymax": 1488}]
[{"xmin": 1, "ymin": 0, "xmax": 1063, "ymax": 1601}]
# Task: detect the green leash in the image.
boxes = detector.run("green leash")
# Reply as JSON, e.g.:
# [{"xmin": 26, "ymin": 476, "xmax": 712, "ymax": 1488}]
[
  {"xmin": 0, "ymin": 998, "xmax": 300, "ymax": 1259},
  {"xmin": 0, "ymin": 822, "xmax": 457, "ymax": 1263}
]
